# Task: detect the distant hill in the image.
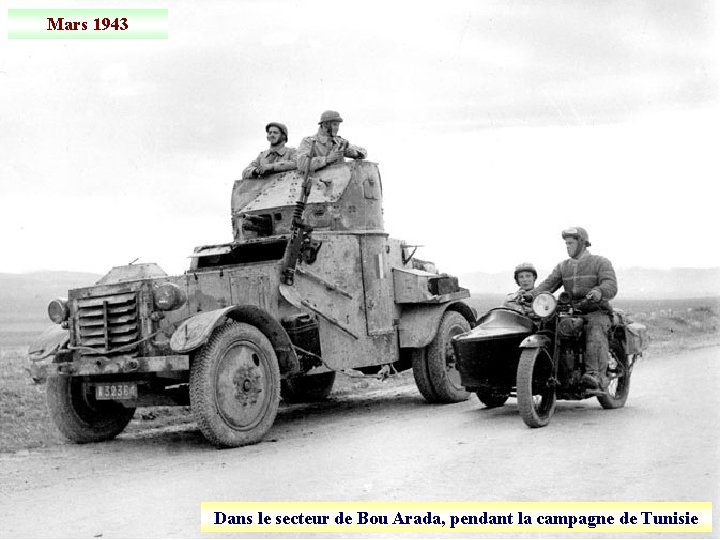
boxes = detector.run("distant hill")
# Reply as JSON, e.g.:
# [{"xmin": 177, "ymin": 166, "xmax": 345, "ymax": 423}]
[
  {"xmin": 0, "ymin": 271, "xmax": 102, "ymax": 322},
  {"xmin": 459, "ymin": 267, "xmax": 720, "ymax": 300}
]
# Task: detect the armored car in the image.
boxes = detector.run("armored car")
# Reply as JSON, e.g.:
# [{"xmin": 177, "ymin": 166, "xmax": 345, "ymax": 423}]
[{"xmin": 29, "ymin": 161, "xmax": 474, "ymax": 447}]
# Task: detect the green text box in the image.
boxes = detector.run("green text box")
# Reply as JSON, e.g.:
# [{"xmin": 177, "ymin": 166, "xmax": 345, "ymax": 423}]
[{"xmin": 8, "ymin": 9, "xmax": 168, "ymax": 39}]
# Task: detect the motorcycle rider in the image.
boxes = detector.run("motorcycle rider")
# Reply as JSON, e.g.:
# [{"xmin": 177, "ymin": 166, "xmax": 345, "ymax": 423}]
[
  {"xmin": 525, "ymin": 227, "xmax": 618, "ymax": 390},
  {"xmin": 504, "ymin": 262, "xmax": 537, "ymax": 315}
]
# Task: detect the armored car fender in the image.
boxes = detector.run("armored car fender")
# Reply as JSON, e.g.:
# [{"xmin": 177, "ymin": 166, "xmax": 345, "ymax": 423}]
[
  {"xmin": 170, "ymin": 305, "xmax": 300, "ymax": 375},
  {"xmin": 27, "ymin": 324, "xmax": 70, "ymax": 383},
  {"xmin": 398, "ymin": 302, "xmax": 475, "ymax": 349}
]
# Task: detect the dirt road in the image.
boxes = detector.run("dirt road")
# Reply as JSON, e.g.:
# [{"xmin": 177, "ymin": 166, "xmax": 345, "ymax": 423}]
[{"xmin": 1, "ymin": 346, "xmax": 718, "ymax": 538}]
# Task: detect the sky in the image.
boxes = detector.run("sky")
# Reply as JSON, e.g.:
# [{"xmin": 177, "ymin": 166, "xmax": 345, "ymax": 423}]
[{"xmin": 0, "ymin": 0, "xmax": 717, "ymax": 278}]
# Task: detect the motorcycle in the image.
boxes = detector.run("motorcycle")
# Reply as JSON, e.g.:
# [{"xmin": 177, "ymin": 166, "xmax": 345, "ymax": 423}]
[{"xmin": 452, "ymin": 292, "xmax": 647, "ymax": 428}]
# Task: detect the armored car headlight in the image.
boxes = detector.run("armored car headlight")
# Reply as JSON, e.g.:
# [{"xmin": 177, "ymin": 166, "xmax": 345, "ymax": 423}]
[
  {"xmin": 48, "ymin": 298, "xmax": 68, "ymax": 324},
  {"xmin": 532, "ymin": 292, "xmax": 557, "ymax": 318},
  {"xmin": 153, "ymin": 283, "xmax": 187, "ymax": 311}
]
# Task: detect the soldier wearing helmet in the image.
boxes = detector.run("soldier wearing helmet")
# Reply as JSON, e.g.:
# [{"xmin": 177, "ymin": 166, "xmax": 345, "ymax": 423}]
[
  {"xmin": 526, "ymin": 227, "xmax": 618, "ymax": 390},
  {"xmin": 295, "ymin": 110, "xmax": 367, "ymax": 172},
  {"xmin": 242, "ymin": 122, "xmax": 297, "ymax": 179},
  {"xmin": 503, "ymin": 262, "xmax": 537, "ymax": 314}
]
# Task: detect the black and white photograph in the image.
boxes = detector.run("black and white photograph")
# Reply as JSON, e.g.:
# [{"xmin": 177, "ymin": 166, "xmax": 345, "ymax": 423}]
[{"xmin": 1, "ymin": 0, "xmax": 718, "ymax": 537}]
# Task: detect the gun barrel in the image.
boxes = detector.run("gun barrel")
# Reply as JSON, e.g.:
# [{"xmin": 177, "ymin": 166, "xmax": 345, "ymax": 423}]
[{"xmin": 281, "ymin": 140, "xmax": 317, "ymax": 286}]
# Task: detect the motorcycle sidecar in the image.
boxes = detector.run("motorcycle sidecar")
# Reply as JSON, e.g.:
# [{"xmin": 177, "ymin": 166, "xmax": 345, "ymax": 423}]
[{"xmin": 452, "ymin": 308, "xmax": 537, "ymax": 408}]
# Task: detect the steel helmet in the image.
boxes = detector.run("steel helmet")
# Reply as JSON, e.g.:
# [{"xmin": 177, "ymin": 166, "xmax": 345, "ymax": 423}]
[
  {"xmin": 514, "ymin": 262, "xmax": 537, "ymax": 285},
  {"xmin": 265, "ymin": 122, "xmax": 288, "ymax": 141},
  {"xmin": 318, "ymin": 110, "xmax": 343, "ymax": 124},
  {"xmin": 561, "ymin": 226, "xmax": 591, "ymax": 247}
]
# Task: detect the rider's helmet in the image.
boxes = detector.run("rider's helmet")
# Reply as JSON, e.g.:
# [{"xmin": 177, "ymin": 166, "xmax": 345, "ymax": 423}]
[
  {"xmin": 561, "ymin": 226, "xmax": 591, "ymax": 247},
  {"xmin": 514, "ymin": 262, "xmax": 537, "ymax": 285},
  {"xmin": 319, "ymin": 110, "xmax": 343, "ymax": 124},
  {"xmin": 265, "ymin": 122, "xmax": 289, "ymax": 142}
]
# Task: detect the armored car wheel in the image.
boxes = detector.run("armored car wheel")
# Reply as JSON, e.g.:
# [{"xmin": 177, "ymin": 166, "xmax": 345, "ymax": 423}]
[
  {"xmin": 281, "ymin": 372, "xmax": 336, "ymax": 402},
  {"xmin": 597, "ymin": 343, "xmax": 632, "ymax": 409},
  {"xmin": 46, "ymin": 377, "xmax": 135, "ymax": 443},
  {"xmin": 516, "ymin": 348, "xmax": 556, "ymax": 428},
  {"xmin": 411, "ymin": 348, "xmax": 438, "ymax": 403},
  {"xmin": 413, "ymin": 311, "xmax": 471, "ymax": 403},
  {"xmin": 190, "ymin": 322, "xmax": 280, "ymax": 448}
]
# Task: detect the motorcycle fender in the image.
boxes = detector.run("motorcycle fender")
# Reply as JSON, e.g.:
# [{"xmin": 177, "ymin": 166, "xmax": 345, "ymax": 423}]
[{"xmin": 519, "ymin": 335, "xmax": 552, "ymax": 349}]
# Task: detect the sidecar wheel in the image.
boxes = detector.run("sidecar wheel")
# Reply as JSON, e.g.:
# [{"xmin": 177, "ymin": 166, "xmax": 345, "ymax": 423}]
[
  {"xmin": 516, "ymin": 348, "xmax": 556, "ymax": 428},
  {"xmin": 597, "ymin": 343, "xmax": 632, "ymax": 409},
  {"xmin": 476, "ymin": 390, "xmax": 509, "ymax": 409}
]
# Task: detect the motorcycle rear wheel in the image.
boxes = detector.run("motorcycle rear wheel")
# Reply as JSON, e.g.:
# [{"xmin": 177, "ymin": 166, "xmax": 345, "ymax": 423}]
[
  {"xmin": 516, "ymin": 348, "xmax": 556, "ymax": 428},
  {"xmin": 597, "ymin": 343, "xmax": 632, "ymax": 409}
]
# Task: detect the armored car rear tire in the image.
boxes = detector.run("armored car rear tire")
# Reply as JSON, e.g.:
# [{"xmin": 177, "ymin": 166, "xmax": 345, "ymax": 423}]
[
  {"xmin": 413, "ymin": 311, "xmax": 471, "ymax": 403},
  {"xmin": 411, "ymin": 348, "xmax": 439, "ymax": 402},
  {"xmin": 190, "ymin": 322, "xmax": 280, "ymax": 448},
  {"xmin": 281, "ymin": 372, "xmax": 336, "ymax": 402},
  {"xmin": 46, "ymin": 377, "xmax": 135, "ymax": 443},
  {"xmin": 516, "ymin": 348, "xmax": 556, "ymax": 428}
]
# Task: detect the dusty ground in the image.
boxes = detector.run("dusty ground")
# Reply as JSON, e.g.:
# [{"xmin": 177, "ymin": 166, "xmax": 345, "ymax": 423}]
[{"xmin": 0, "ymin": 345, "xmax": 718, "ymax": 538}]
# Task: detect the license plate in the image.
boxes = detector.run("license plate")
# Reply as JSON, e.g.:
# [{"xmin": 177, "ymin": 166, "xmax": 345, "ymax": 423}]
[{"xmin": 95, "ymin": 382, "xmax": 138, "ymax": 400}]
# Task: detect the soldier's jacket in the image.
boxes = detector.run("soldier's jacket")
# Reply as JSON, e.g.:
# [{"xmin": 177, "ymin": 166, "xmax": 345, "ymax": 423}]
[
  {"xmin": 295, "ymin": 131, "xmax": 367, "ymax": 172},
  {"xmin": 534, "ymin": 250, "xmax": 618, "ymax": 311},
  {"xmin": 242, "ymin": 146, "xmax": 297, "ymax": 179}
]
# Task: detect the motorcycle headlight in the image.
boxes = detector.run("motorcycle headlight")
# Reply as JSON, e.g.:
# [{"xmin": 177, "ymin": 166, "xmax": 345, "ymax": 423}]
[
  {"xmin": 532, "ymin": 292, "xmax": 557, "ymax": 318},
  {"xmin": 48, "ymin": 298, "xmax": 68, "ymax": 324},
  {"xmin": 153, "ymin": 283, "xmax": 187, "ymax": 311}
]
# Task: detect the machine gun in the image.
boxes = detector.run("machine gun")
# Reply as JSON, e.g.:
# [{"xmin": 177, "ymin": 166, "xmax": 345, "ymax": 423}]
[{"xmin": 281, "ymin": 140, "xmax": 320, "ymax": 286}]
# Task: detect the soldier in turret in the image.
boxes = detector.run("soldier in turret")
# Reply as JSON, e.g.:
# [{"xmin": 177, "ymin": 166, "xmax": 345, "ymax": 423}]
[
  {"xmin": 296, "ymin": 110, "xmax": 367, "ymax": 172},
  {"xmin": 242, "ymin": 122, "xmax": 297, "ymax": 179}
]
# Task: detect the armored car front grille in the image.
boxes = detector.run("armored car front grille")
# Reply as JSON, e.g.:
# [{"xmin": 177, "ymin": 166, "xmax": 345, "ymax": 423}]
[{"xmin": 75, "ymin": 292, "xmax": 139, "ymax": 356}]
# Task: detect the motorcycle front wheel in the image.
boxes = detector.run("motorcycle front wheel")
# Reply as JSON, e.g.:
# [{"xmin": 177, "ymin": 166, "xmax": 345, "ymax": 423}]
[{"xmin": 516, "ymin": 348, "xmax": 556, "ymax": 428}]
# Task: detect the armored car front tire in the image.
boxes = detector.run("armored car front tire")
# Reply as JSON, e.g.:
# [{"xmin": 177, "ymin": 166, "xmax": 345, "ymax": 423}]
[
  {"xmin": 46, "ymin": 376, "xmax": 135, "ymax": 443},
  {"xmin": 190, "ymin": 322, "xmax": 280, "ymax": 448},
  {"xmin": 413, "ymin": 310, "xmax": 471, "ymax": 403}
]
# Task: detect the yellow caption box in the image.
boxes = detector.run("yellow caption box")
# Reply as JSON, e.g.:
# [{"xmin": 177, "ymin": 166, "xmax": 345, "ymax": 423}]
[{"xmin": 201, "ymin": 501, "xmax": 712, "ymax": 533}]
